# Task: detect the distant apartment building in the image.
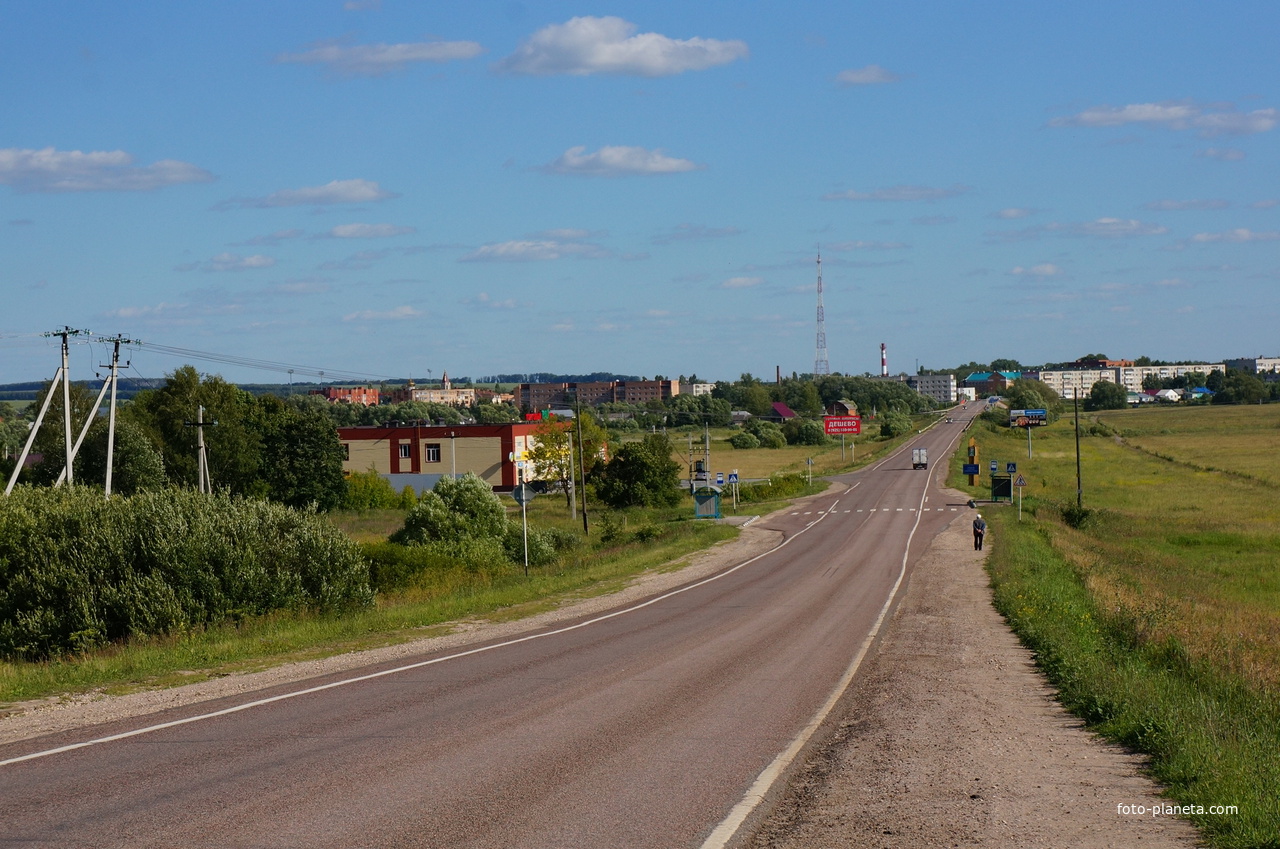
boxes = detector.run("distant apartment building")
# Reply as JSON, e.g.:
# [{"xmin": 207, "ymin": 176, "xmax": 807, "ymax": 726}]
[
  {"xmin": 1040, "ymin": 362, "xmax": 1224, "ymax": 397},
  {"xmin": 684, "ymin": 383, "xmax": 717, "ymax": 396},
  {"xmin": 515, "ymin": 379, "xmax": 679, "ymax": 410},
  {"xmin": 386, "ymin": 372, "xmax": 476, "ymax": 407},
  {"xmin": 963, "ymin": 371, "xmax": 1022, "ymax": 396},
  {"xmin": 908, "ymin": 373, "xmax": 957, "ymax": 404},
  {"xmin": 1225, "ymin": 356, "xmax": 1280, "ymax": 374},
  {"xmin": 311, "ymin": 386, "xmax": 381, "ymax": 406}
]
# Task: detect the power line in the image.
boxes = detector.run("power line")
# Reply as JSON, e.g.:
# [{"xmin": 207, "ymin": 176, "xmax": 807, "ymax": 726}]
[{"xmin": 123, "ymin": 340, "xmax": 400, "ymax": 383}]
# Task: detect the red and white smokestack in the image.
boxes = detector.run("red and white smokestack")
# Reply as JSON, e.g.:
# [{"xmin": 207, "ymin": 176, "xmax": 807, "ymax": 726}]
[{"xmin": 880, "ymin": 343, "xmax": 888, "ymax": 377}]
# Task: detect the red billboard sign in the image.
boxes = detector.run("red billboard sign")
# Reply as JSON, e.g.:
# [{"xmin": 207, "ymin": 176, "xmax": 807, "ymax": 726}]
[{"xmin": 823, "ymin": 415, "xmax": 862, "ymax": 435}]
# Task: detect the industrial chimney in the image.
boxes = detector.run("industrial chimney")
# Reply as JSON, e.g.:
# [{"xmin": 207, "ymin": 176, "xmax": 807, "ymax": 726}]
[{"xmin": 880, "ymin": 343, "xmax": 888, "ymax": 377}]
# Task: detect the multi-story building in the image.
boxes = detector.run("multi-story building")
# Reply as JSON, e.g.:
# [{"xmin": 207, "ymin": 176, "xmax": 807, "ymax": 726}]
[
  {"xmin": 514, "ymin": 379, "xmax": 679, "ymax": 410},
  {"xmin": 1225, "ymin": 356, "xmax": 1280, "ymax": 374},
  {"xmin": 684, "ymin": 383, "xmax": 717, "ymax": 396},
  {"xmin": 311, "ymin": 386, "xmax": 381, "ymax": 405},
  {"xmin": 908, "ymin": 373, "xmax": 957, "ymax": 404},
  {"xmin": 1040, "ymin": 363, "xmax": 1223, "ymax": 396},
  {"xmin": 386, "ymin": 372, "xmax": 476, "ymax": 407},
  {"xmin": 337, "ymin": 422, "xmax": 542, "ymax": 494}
]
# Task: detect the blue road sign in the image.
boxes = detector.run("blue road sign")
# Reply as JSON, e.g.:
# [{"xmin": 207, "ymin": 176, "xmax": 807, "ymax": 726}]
[
  {"xmin": 728, "ymin": 472, "xmax": 739, "ymax": 483},
  {"xmin": 716, "ymin": 472, "xmax": 725, "ymax": 485},
  {"xmin": 1006, "ymin": 462, "xmax": 1017, "ymax": 474},
  {"xmin": 989, "ymin": 461, "xmax": 998, "ymax": 474},
  {"xmin": 963, "ymin": 464, "xmax": 980, "ymax": 475}
]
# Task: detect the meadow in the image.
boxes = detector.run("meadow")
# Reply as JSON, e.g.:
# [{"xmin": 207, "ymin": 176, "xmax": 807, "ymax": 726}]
[{"xmin": 951, "ymin": 403, "xmax": 1280, "ymax": 848}]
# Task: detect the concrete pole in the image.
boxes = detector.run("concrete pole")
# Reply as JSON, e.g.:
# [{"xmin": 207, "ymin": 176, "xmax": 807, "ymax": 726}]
[
  {"xmin": 61, "ymin": 331, "xmax": 73, "ymax": 485},
  {"xmin": 5, "ymin": 367, "xmax": 62, "ymax": 495}
]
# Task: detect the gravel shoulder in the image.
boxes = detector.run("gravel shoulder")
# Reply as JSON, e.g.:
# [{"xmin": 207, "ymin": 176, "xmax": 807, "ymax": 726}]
[{"xmin": 745, "ymin": 500, "xmax": 1201, "ymax": 849}]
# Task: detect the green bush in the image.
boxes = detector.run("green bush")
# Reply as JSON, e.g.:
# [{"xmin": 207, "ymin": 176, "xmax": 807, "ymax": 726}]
[
  {"xmin": 737, "ymin": 473, "xmax": 809, "ymax": 504},
  {"xmin": 391, "ymin": 473, "xmax": 507, "ymax": 545},
  {"xmin": 343, "ymin": 468, "xmax": 405, "ymax": 511},
  {"xmin": 727, "ymin": 431, "xmax": 760, "ymax": 450},
  {"xmin": 784, "ymin": 419, "xmax": 828, "ymax": 446},
  {"xmin": 503, "ymin": 524, "xmax": 556, "ymax": 567},
  {"xmin": 0, "ymin": 486, "xmax": 372, "ymax": 659},
  {"xmin": 360, "ymin": 541, "xmax": 457, "ymax": 592}
]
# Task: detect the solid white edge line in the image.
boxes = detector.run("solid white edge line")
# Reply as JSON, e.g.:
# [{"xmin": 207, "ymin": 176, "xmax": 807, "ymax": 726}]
[
  {"xmin": 699, "ymin": 413, "xmax": 970, "ymax": 849},
  {"xmin": 2, "ymin": 497, "xmax": 843, "ymax": 769}
]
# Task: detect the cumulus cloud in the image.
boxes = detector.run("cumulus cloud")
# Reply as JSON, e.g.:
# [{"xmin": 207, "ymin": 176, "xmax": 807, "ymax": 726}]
[
  {"xmin": 497, "ymin": 16, "xmax": 747, "ymax": 77},
  {"xmin": 343, "ymin": 305, "xmax": 422, "ymax": 321},
  {"xmin": 1197, "ymin": 147, "xmax": 1246, "ymax": 161},
  {"xmin": 1009, "ymin": 264, "xmax": 1063, "ymax": 277},
  {"xmin": 1189, "ymin": 228, "xmax": 1280, "ymax": 244},
  {"xmin": 0, "ymin": 147, "xmax": 213, "ymax": 193},
  {"xmin": 823, "ymin": 184, "xmax": 972, "ymax": 202},
  {"xmin": 542, "ymin": 145, "xmax": 701, "ymax": 176},
  {"xmin": 215, "ymin": 179, "xmax": 398, "ymax": 210},
  {"xmin": 651, "ymin": 223, "xmax": 741, "ymax": 244},
  {"xmin": 835, "ymin": 64, "xmax": 900, "ymax": 86},
  {"xmin": 1049, "ymin": 102, "xmax": 1278, "ymax": 137},
  {"xmin": 324, "ymin": 222, "xmax": 416, "ymax": 238},
  {"xmin": 277, "ymin": 39, "xmax": 483, "ymax": 76},
  {"xmin": 1143, "ymin": 199, "xmax": 1230, "ymax": 211},
  {"xmin": 721, "ymin": 276, "xmax": 762, "ymax": 288},
  {"xmin": 461, "ymin": 236, "xmax": 609, "ymax": 262}
]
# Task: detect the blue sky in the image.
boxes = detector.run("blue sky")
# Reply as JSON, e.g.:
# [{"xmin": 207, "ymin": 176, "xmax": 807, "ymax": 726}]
[{"xmin": 2, "ymin": 1, "xmax": 1277, "ymax": 386}]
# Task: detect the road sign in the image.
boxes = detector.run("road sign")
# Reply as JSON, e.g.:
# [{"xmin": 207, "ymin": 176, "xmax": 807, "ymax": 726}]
[
  {"xmin": 1006, "ymin": 462, "xmax": 1017, "ymax": 474},
  {"xmin": 823, "ymin": 415, "xmax": 862, "ymax": 435},
  {"xmin": 1014, "ymin": 474, "xmax": 1027, "ymax": 488},
  {"xmin": 989, "ymin": 461, "xmax": 998, "ymax": 474},
  {"xmin": 962, "ymin": 463, "xmax": 980, "ymax": 475},
  {"xmin": 728, "ymin": 471, "xmax": 739, "ymax": 484},
  {"xmin": 511, "ymin": 483, "xmax": 535, "ymax": 506},
  {"xmin": 716, "ymin": 472, "xmax": 724, "ymax": 485},
  {"xmin": 1009, "ymin": 408, "xmax": 1048, "ymax": 428}
]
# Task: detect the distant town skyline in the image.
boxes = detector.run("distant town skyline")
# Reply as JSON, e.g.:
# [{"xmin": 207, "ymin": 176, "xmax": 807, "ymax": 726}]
[{"xmin": 2, "ymin": 2, "xmax": 1277, "ymax": 386}]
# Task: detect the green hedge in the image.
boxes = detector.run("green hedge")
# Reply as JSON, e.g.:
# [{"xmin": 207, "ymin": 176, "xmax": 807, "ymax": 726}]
[
  {"xmin": 737, "ymin": 473, "xmax": 810, "ymax": 504},
  {"xmin": 0, "ymin": 486, "xmax": 373, "ymax": 659}
]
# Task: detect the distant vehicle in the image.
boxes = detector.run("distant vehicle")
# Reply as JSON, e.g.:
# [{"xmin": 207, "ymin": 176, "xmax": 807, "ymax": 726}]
[{"xmin": 912, "ymin": 448, "xmax": 928, "ymax": 470}]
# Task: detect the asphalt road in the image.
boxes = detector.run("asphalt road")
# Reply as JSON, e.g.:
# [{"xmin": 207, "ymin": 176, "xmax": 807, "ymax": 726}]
[{"xmin": 0, "ymin": 407, "xmax": 980, "ymax": 849}]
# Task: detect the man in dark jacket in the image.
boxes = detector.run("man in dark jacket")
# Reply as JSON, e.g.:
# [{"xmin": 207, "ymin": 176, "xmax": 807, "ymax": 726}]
[{"xmin": 973, "ymin": 513, "xmax": 987, "ymax": 551}]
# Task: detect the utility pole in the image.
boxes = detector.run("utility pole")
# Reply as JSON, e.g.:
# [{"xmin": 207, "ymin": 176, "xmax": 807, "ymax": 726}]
[
  {"xmin": 103, "ymin": 338, "xmax": 132, "ymax": 497},
  {"xmin": 575, "ymin": 396, "xmax": 589, "ymax": 536},
  {"xmin": 184, "ymin": 405, "xmax": 216, "ymax": 493},
  {"xmin": 1073, "ymin": 390, "xmax": 1083, "ymax": 510},
  {"xmin": 5, "ymin": 327, "xmax": 89, "ymax": 494},
  {"xmin": 568, "ymin": 431, "xmax": 577, "ymax": 521}
]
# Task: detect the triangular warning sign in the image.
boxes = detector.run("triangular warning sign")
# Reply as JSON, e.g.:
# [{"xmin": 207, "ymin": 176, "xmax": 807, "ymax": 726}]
[{"xmin": 1014, "ymin": 474, "xmax": 1027, "ymax": 487}]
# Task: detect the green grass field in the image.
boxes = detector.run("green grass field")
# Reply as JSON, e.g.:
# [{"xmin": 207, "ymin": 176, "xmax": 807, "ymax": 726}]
[{"xmin": 951, "ymin": 404, "xmax": 1280, "ymax": 847}]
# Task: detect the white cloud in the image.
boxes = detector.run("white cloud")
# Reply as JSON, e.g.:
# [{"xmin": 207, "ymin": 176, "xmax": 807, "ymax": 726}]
[
  {"xmin": 1143, "ymin": 199, "xmax": 1230, "ymax": 211},
  {"xmin": 823, "ymin": 184, "xmax": 971, "ymax": 202},
  {"xmin": 651, "ymin": 224, "xmax": 741, "ymax": 244},
  {"xmin": 1197, "ymin": 147, "xmax": 1246, "ymax": 161},
  {"xmin": 836, "ymin": 64, "xmax": 900, "ymax": 86},
  {"xmin": 1050, "ymin": 102, "xmax": 1278, "ymax": 137},
  {"xmin": 215, "ymin": 179, "xmax": 398, "ymax": 210},
  {"xmin": 325, "ymin": 222, "xmax": 416, "ymax": 238},
  {"xmin": 0, "ymin": 147, "xmax": 213, "ymax": 193},
  {"xmin": 466, "ymin": 292, "xmax": 518, "ymax": 310},
  {"xmin": 343, "ymin": 305, "xmax": 422, "ymax": 321},
  {"xmin": 497, "ymin": 16, "xmax": 747, "ymax": 77},
  {"xmin": 721, "ymin": 276, "xmax": 763, "ymax": 288},
  {"xmin": 208, "ymin": 253, "xmax": 276, "ymax": 272},
  {"xmin": 1009, "ymin": 264, "xmax": 1063, "ymax": 277},
  {"xmin": 1071, "ymin": 218, "xmax": 1168, "ymax": 237},
  {"xmin": 1190, "ymin": 228, "xmax": 1280, "ymax": 244},
  {"xmin": 277, "ymin": 39, "xmax": 483, "ymax": 76},
  {"xmin": 543, "ymin": 145, "xmax": 701, "ymax": 176},
  {"xmin": 826, "ymin": 240, "xmax": 909, "ymax": 251},
  {"xmin": 461, "ymin": 237, "xmax": 608, "ymax": 262},
  {"xmin": 1151, "ymin": 277, "xmax": 1187, "ymax": 287},
  {"xmin": 992, "ymin": 207, "xmax": 1037, "ymax": 219}
]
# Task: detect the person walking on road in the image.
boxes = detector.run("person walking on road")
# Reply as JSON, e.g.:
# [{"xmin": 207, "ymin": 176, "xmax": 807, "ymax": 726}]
[{"xmin": 973, "ymin": 513, "xmax": 987, "ymax": 551}]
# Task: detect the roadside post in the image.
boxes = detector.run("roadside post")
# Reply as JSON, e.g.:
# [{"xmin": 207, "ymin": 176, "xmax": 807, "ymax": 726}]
[
  {"xmin": 1014, "ymin": 473, "xmax": 1027, "ymax": 521},
  {"xmin": 728, "ymin": 470, "xmax": 739, "ymax": 512},
  {"xmin": 967, "ymin": 438, "xmax": 979, "ymax": 486},
  {"xmin": 806, "ymin": 457, "xmax": 813, "ymax": 486},
  {"xmin": 511, "ymin": 482, "xmax": 535, "ymax": 577},
  {"xmin": 823, "ymin": 415, "xmax": 861, "ymax": 464}
]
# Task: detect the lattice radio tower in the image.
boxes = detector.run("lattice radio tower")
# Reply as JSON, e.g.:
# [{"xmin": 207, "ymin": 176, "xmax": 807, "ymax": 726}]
[{"xmin": 813, "ymin": 251, "xmax": 830, "ymax": 375}]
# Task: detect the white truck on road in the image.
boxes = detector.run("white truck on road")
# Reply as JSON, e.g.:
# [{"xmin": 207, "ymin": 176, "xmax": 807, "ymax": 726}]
[{"xmin": 912, "ymin": 448, "xmax": 928, "ymax": 470}]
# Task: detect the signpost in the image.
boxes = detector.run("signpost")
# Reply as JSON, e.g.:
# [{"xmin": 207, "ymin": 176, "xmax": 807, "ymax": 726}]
[
  {"xmin": 1013, "ymin": 473, "xmax": 1027, "ymax": 521},
  {"xmin": 728, "ymin": 470, "xmax": 739, "ymax": 511},
  {"xmin": 511, "ymin": 483, "xmax": 535, "ymax": 576},
  {"xmin": 1009, "ymin": 408, "xmax": 1047, "ymax": 458},
  {"xmin": 1006, "ymin": 462, "xmax": 1017, "ymax": 474}
]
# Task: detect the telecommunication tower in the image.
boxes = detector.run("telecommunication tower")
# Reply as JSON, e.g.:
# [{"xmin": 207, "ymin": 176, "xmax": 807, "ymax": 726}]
[{"xmin": 813, "ymin": 252, "xmax": 829, "ymax": 375}]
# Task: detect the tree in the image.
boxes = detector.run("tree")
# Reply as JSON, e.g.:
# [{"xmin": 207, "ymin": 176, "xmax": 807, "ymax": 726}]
[
  {"xmin": 1002, "ymin": 379, "xmax": 1064, "ymax": 420},
  {"xmin": 783, "ymin": 419, "xmax": 828, "ymax": 446},
  {"xmin": 75, "ymin": 419, "xmax": 167, "ymax": 495},
  {"xmin": 1141, "ymin": 374, "xmax": 1163, "ymax": 391},
  {"xmin": 596, "ymin": 433, "xmax": 682, "ymax": 509},
  {"xmin": 879, "ymin": 410, "xmax": 912, "ymax": 438},
  {"xmin": 1085, "ymin": 380, "xmax": 1129, "ymax": 411},
  {"xmin": 472, "ymin": 403, "xmax": 520, "ymax": 424},
  {"xmin": 989, "ymin": 358, "xmax": 1023, "ymax": 373},
  {"xmin": 1213, "ymin": 371, "xmax": 1268, "ymax": 405},
  {"xmin": 391, "ymin": 473, "xmax": 508, "ymax": 545},
  {"xmin": 250, "ymin": 395, "xmax": 347, "ymax": 510}
]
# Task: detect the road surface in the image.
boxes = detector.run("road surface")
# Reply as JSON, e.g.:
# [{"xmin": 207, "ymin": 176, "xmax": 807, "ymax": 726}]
[{"xmin": 0, "ymin": 410, "xmax": 977, "ymax": 849}]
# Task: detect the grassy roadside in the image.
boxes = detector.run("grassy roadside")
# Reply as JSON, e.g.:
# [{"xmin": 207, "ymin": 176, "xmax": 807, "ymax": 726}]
[{"xmin": 950, "ymin": 407, "xmax": 1280, "ymax": 848}]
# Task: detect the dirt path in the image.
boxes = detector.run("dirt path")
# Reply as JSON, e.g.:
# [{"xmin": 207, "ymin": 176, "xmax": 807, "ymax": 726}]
[{"xmin": 745, "ymin": 506, "xmax": 1200, "ymax": 848}]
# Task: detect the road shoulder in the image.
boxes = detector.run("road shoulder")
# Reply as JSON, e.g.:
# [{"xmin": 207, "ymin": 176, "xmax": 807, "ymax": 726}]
[{"xmin": 745, "ymin": 504, "xmax": 1200, "ymax": 848}]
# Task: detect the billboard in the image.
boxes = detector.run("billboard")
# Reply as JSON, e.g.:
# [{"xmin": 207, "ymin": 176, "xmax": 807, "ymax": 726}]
[
  {"xmin": 823, "ymin": 415, "xmax": 862, "ymax": 435},
  {"xmin": 1008, "ymin": 409, "xmax": 1048, "ymax": 427}
]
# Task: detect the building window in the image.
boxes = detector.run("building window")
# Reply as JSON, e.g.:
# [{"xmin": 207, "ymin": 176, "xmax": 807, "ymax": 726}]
[
  {"xmin": 399, "ymin": 444, "xmax": 411, "ymax": 459},
  {"xmin": 424, "ymin": 443, "xmax": 441, "ymax": 463}
]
